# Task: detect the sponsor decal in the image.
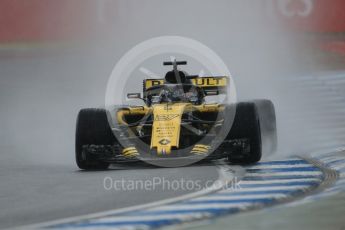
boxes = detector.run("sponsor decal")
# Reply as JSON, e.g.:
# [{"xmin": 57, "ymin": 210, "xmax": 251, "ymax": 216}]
[
  {"xmin": 154, "ymin": 114, "xmax": 179, "ymax": 121},
  {"xmin": 191, "ymin": 77, "xmax": 227, "ymax": 87}
]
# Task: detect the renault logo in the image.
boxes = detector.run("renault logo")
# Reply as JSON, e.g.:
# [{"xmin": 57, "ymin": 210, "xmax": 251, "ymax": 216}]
[{"xmin": 159, "ymin": 139, "xmax": 171, "ymax": 145}]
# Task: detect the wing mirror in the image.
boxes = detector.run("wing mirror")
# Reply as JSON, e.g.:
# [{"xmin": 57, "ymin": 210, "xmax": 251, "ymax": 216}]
[
  {"xmin": 204, "ymin": 90, "xmax": 219, "ymax": 96},
  {"xmin": 127, "ymin": 93, "xmax": 141, "ymax": 99}
]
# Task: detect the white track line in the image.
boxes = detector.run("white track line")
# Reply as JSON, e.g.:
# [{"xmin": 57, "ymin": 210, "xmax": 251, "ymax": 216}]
[
  {"xmin": 218, "ymin": 185, "xmax": 308, "ymax": 193},
  {"xmin": 247, "ymin": 164, "xmax": 312, "ymax": 169},
  {"xmin": 148, "ymin": 203, "xmax": 250, "ymax": 212},
  {"xmin": 239, "ymin": 178, "xmax": 321, "ymax": 185},
  {"xmin": 89, "ymin": 213, "xmax": 211, "ymax": 223},
  {"xmin": 190, "ymin": 194, "xmax": 286, "ymax": 201},
  {"xmin": 245, "ymin": 171, "xmax": 322, "ymax": 177}
]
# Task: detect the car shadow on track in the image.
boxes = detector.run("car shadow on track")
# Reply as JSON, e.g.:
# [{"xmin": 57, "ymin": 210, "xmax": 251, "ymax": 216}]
[{"xmin": 74, "ymin": 161, "xmax": 219, "ymax": 172}]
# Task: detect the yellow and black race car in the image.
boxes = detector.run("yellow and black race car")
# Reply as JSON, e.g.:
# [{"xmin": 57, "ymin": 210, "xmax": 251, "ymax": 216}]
[{"xmin": 75, "ymin": 60, "xmax": 277, "ymax": 169}]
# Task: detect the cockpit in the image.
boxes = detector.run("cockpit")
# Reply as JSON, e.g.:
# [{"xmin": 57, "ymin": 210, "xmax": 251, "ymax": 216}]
[{"xmin": 146, "ymin": 84, "xmax": 204, "ymax": 105}]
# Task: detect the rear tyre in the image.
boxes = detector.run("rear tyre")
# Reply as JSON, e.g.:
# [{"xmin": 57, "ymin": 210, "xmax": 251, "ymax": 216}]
[
  {"xmin": 75, "ymin": 108, "xmax": 115, "ymax": 170},
  {"xmin": 226, "ymin": 102, "xmax": 262, "ymax": 164}
]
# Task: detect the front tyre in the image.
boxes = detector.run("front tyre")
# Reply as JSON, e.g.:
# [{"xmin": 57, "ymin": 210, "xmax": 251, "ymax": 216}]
[
  {"xmin": 75, "ymin": 108, "xmax": 115, "ymax": 170},
  {"xmin": 253, "ymin": 99, "xmax": 277, "ymax": 155},
  {"xmin": 227, "ymin": 102, "xmax": 262, "ymax": 164}
]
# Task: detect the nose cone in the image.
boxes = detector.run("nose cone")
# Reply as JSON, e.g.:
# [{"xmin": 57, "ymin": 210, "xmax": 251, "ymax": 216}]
[{"xmin": 150, "ymin": 103, "xmax": 188, "ymax": 155}]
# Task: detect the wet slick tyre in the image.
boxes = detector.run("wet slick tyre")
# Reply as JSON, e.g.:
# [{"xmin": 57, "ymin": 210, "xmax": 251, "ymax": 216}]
[
  {"xmin": 227, "ymin": 102, "xmax": 262, "ymax": 164},
  {"xmin": 75, "ymin": 108, "xmax": 114, "ymax": 170},
  {"xmin": 253, "ymin": 99, "xmax": 277, "ymax": 154}
]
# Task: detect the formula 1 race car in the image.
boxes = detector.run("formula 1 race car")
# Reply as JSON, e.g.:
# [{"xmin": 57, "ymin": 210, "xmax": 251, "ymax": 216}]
[{"xmin": 75, "ymin": 60, "xmax": 277, "ymax": 169}]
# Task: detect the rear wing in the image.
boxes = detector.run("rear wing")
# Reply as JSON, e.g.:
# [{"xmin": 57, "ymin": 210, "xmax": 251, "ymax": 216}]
[
  {"xmin": 190, "ymin": 77, "xmax": 228, "ymax": 95},
  {"xmin": 143, "ymin": 76, "xmax": 229, "ymax": 96}
]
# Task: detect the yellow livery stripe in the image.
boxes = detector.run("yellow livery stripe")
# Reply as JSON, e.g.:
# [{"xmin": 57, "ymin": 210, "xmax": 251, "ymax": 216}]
[
  {"xmin": 194, "ymin": 144, "xmax": 211, "ymax": 150},
  {"xmin": 122, "ymin": 147, "xmax": 139, "ymax": 157},
  {"xmin": 191, "ymin": 151, "xmax": 208, "ymax": 155},
  {"xmin": 123, "ymin": 147, "xmax": 136, "ymax": 154}
]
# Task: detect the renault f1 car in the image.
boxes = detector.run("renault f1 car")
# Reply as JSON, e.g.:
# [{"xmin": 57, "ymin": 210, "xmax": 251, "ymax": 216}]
[{"xmin": 75, "ymin": 60, "xmax": 277, "ymax": 169}]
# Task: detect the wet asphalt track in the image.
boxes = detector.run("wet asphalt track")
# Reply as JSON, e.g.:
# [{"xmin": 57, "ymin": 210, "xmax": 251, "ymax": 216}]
[
  {"xmin": 0, "ymin": 54, "xmax": 225, "ymax": 229},
  {"xmin": 0, "ymin": 161, "xmax": 219, "ymax": 229},
  {"xmin": 1, "ymin": 52, "xmax": 345, "ymax": 230}
]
